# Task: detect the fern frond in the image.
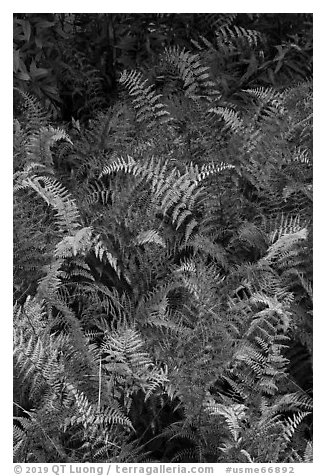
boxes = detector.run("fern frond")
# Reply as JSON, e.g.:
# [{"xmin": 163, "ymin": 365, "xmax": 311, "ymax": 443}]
[
  {"xmin": 93, "ymin": 235, "xmax": 121, "ymax": 279},
  {"xmin": 100, "ymin": 155, "xmax": 137, "ymax": 178},
  {"xmin": 14, "ymin": 88, "xmax": 49, "ymax": 133},
  {"xmin": 163, "ymin": 45, "xmax": 216, "ymax": 100},
  {"xmin": 26, "ymin": 126, "xmax": 72, "ymax": 167},
  {"xmin": 205, "ymin": 402, "xmax": 247, "ymax": 441},
  {"xmin": 135, "ymin": 230, "xmax": 166, "ymax": 248},
  {"xmin": 18, "ymin": 175, "xmax": 81, "ymax": 234},
  {"xmin": 208, "ymin": 107, "xmax": 244, "ymax": 133},
  {"xmin": 187, "ymin": 161, "xmax": 235, "ymax": 185},
  {"xmin": 55, "ymin": 227, "xmax": 93, "ymax": 258},
  {"xmin": 13, "ymin": 330, "xmax": 61, "ymax": 402},
  {"xmin": 36, "ymin": 259, "xmax": 65, "ymax": 300},
  {"xmin": 263, "ymin": 228, "xmax": 307, "ymax": 264},
  {"xmin": 303, "ymin": 441, "xmax": 313, "ymax": 462},
  {"xmin": 119, "ymin": 70, "xmax": 171, "ymax": 127},
  {"xmin": 283, "ymin": 411, "xmax": 310, "ymax": 443},
  {"xmin": 244, "ymin": 87, "xmax": 285, "ymax": 116},
  {"xmin": 215, "ymin": 25, "xmax": 262, "ymax": 52},
  {"xmin": 65, "ymin": 387, "xmax": 132, "ymax": 431}
]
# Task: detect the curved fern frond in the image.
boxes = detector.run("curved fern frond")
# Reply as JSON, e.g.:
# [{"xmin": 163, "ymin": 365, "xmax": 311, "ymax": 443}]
[
  {"xmin": 26, "ymin": 126, "xmax": 72, "ymax": 167},
  {"xmin": 93, "ymin": 234, "xmax": 121, "ymax": 279},
  {"xmin": 262, "ymin": 228, "xmax": 307, "ymax": 265},
  {"xmin": 65, "ymin": 386, "xmax": 133, "ymax": 431},
  {"xmin": 163, "ymin": 45, "xmax": 217, "ymax": 100},
  {"xmin": 208, "ymin": 107, "xmax": 244, "ymax": 133},
  {"xmin": 14, "ymin": 88, "xmax": 49, "ymax": 133},
  {"xmin": 16, "ymin": 174, "xmax": 81, "ymax": 234},
  {"xmin": 135, "ymin": 230, "xmax": 166, "ymax": 248},
  {"xmin": 205, "ymin": 402, "xmax": 247, "ymax": 441},
  {"xmin": 55, "ymin": 227, "xmax": 93, "ymax": 258},
  {"xmin": 119, "ymin": 70, "xmax": 171, "ymax": 128},
  {"xmin": 215, "ymin": 25, "xmax": 262, "ymax": 52},
  {"xmin": 283, "ymin": 411, "xmax": 310, "ymax": 443}
]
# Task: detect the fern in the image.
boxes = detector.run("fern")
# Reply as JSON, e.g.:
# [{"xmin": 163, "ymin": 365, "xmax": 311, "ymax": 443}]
[
  {"xmin": 215, "ymin": 25, "xmax": 262, "ymax": 52},
  {"xmin": 119, "ymin": 70, "xmax": 171, "ymax": 128},
  {"xmin": 162, "ymin": 45, "xmax": 216, "ymax": 100},
  {"xmin": 208, "ymin": 107, "xmax": 244, "ymax": 133},
  {"xmin": 14, "ymin": 88, "xmax": 49, "ymax": 134},
  {"xmin": 13, "ymin": 16, "xmax": 312, "ymax": 463},
  {"xmin": 26, "ymin": 126, "xmax": 72, "ymax": 167},
  {"xmin": 15, "ymin": 170, "xmax": 81, "ymax": 235},
  {"xmin": 135, "ymin": 230, "xmax": 166, "ymax": 248}
]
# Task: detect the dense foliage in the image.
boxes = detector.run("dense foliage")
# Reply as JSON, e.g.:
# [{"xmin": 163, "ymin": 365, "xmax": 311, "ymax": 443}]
[{"xmin": 13, "ymin": 13, "xmax": 313, "ymax": 464}]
